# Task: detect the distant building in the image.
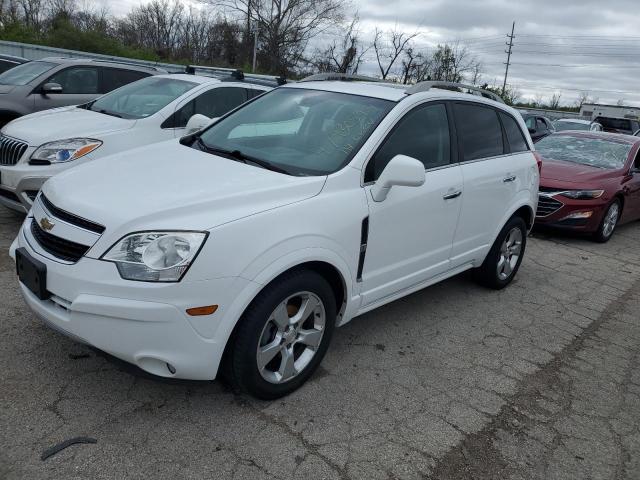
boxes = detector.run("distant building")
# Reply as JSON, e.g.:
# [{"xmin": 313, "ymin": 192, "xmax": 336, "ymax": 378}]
[{"xmin": 580, "ymin": 103, "xmax": 640, "ymax": 121}]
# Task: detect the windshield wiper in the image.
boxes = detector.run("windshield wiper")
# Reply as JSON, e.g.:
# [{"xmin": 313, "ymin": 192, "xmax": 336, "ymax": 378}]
[
  {"xmin": 96, "ymin": 109, "xmax": 122, "ymax": 118},
  {"xmin": 196, "ymin": 139, "xmax": 289, "ymax": 175}
]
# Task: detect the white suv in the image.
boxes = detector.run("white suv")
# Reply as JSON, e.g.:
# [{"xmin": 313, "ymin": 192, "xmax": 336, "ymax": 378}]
[
  {"xmin": 10, "ymin": 78, "xmax": 539, "ymax": 399},
  {"xmin": 0, "ymin": 71, "xmax": 274, "ymax": 213}
]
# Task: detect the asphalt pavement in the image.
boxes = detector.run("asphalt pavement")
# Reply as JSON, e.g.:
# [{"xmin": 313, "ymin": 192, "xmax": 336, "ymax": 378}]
[{"xmin": 1, "ymin": 205, "xmax": 639, "ymax": 480}]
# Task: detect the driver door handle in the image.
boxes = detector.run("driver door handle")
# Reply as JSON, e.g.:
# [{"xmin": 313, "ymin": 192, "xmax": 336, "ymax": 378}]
[
  {"xmin": 503, "ymin": 175, "xmax": 517, "ymax": 183},
  {"xmin": 443, "ymin": 190, "xmax": 462, "ymax": 200}
]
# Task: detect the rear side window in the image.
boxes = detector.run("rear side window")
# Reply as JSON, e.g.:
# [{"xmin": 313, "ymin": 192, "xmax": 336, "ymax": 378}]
[
  {"xmin": 164, "ymin": 87, "xmax": 248, "ymax": 128},
  {"xmin": 454, "ymin": 103, "xmax": 504, "ymax": 161},
  {"xmin": 246, "ymin": 88, "xmax": 264, "ymax": 99},
  {"xmin": 102, "ymin": 68, "xmax": 150, "ymax": 93},
  {"xmin": 499, "ymin": 112, "xmax": 529, "ymax": 153},
  {"xmin": 365, "ymin": 103, "xmax": 451, "ymax": 182}
]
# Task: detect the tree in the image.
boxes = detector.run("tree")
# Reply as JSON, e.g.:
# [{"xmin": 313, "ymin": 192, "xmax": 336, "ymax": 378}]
[
  {"xmin": 423, "ymin": 43, "xmax": 481, "ymax": 84},
  {"xmin": 576, "ymin": 91, "xmax": 592, "ymax": 109},
  {"xmin": 549, "ymin": 92, "xmax": 562, "ymax": 110},
  {"xmin": 213, "ymin": 0, "xmax": 345, "ymax": 75},
  {"xmin": 372, "ymin": 26, "xmax": 420, "ymax": 80},
  {"xmin": 311, "ymin": 15, "xmax": 368, "ymax": 74}
]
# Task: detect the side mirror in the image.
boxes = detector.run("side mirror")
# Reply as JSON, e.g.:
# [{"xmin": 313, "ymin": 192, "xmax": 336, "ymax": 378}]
[
  {"xmin": 185, "ymin": 113, "xmax": 211, "ymax": 133},
  {"xmin": 370, "ymin": 155, "xmax": 425, "ymax": 202},
  {"xmin": 42, "ymin": 83, "xmax": 63, "ymax": 95}
]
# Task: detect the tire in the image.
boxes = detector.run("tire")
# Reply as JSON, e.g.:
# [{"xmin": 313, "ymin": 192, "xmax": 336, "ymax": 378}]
[
  {"xmin": 593, "ymin": 200, "xmax": 621, "ymax": 243},
  {"xmin": 224, "ymin": 269, "xmax": 336, "ymax": 399},
  {"xmin": 473, "ymin": 216, "xmax": 527, "ymax": 290}
]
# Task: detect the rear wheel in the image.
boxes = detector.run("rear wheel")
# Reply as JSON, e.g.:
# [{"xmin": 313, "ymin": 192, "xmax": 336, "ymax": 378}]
[
  {"xmin": 593, "ymin": 200, "xmax": 620, "ymax": 243},
  {"xmin": 224, "ymin": 270, "xmax": 336, "ymax": 399},
  {"xmin": 474, "ymin": 216, "xmax": 527, "ymax": 289}
]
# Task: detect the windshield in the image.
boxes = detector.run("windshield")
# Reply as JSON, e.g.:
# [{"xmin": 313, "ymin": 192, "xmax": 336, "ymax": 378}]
[
  {"xmin": 596, "ymin": 117, "xmax": 633, "ymax": 133},
  {"xmin": 536, "ymin": 134, "xmax": 631, "ymax": 170},
  {"xmin": 198, "ymin": 88, "xmax": 394, "ymax": 176},
  {"xmin": 89, "ymin": 77, "xmax": 197, "ymax": 119},
  {"xmin": 0, "ymin": 61, "xmax": 55, "ymax": 86},
  {"xmin": 554, "ymin": 121, "xmax": 590, "ymax": 132}
]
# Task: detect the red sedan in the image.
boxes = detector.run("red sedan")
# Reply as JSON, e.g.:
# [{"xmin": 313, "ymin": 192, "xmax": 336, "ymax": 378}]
[{"xmin": 534, "ymin": 131, "xmax": 640, "ymax": 242}]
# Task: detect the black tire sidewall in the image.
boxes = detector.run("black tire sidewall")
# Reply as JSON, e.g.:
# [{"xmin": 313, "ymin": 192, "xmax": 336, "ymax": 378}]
[
  {"xmin": 229, "ymin": 270, "xmax": 336, "ymax": 399},
  {"xmin": 476, "ymin": 216, "xmax": 527, "ymax": 289}
]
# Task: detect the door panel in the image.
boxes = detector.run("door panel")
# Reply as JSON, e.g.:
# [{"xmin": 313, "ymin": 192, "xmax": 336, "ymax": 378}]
[
  {"xmin": 450, "ymin": 155, "xmax": 523, "ymax": 265},
  {"xmin": 361, "ymin": 165, "xmax": 463, "ymax": 306},
  {"xmin": 449, "ymin": 103, "xmax": 529, "ymax": 266}
]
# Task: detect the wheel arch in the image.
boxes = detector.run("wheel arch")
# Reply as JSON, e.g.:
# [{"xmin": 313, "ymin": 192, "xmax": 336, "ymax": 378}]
[{"xmin": 215, "ymin": 250, "xmax": 355, "ymax": 378}]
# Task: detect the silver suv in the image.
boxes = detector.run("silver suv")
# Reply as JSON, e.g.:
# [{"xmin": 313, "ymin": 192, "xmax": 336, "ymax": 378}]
[{"xmin": 0, "ymin": 57, "xmax": 164, "ymax": 127}]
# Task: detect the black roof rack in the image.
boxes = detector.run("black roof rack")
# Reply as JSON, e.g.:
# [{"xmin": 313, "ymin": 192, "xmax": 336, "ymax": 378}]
[
  {"xmin": 299, "ymin": 73, "xmax": 382, "ymax": 83},
  {"xmin": 406, "ymin": 81, "xmax": 505, "ymax": 103},
  {"xmin": 185, "ymin": 65, "xmax": 286, "ymax": 86},
  {"xmin": 41, "ymin": 57, "xmax": 169, "ymax": 73}
]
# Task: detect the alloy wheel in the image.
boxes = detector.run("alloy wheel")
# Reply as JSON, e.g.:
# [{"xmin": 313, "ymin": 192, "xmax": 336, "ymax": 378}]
[
  {"xmin": 602, "ymin": 203, "xmax": 619, "ymax": 239},
  {"xmin": 497, "ymin": 227, "xmax": 523, "ymax": 281},
  {"xmin": 256, "ymin": 291, "xmax": 326, "ymax": 384}
]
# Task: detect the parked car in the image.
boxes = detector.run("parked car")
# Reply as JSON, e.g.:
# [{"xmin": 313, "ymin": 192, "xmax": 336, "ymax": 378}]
[
  {"xmin": 0, "ymin": 72, "xmax": 274, "ymax": 213},
  {"xmin": 10, "ymin": 79, "xmax": 538, "ymax": 399},
  {"xmin": 594, "ymin": 116, "xmax": 640, "ymax": 135},
  {"xmin": 521, "ymin": 114, "xmax": 555, "ymax": 142},
  {"xmin": 0, "ymin": 57, "xmax": 164, "ymax": 127},
  {"xmin": 553, "ymin": 118, "xmax": 603, "ymax": 132},
  {"xmin": 0, "ymin": 54, "xmax": 28, "ymax": 74},
  {"xmin": 535, "ymin": 131, "xmax": 640, "ymax": 242}
]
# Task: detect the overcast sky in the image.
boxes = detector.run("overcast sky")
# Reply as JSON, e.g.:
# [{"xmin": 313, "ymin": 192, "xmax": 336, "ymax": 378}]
[{"xmin": 103, "ymin": 0, "xmax": 640, "ymax": 107}]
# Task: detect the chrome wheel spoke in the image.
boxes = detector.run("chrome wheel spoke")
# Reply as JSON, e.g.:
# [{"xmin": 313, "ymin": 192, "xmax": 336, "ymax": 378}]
[
  {"xmin": 297, "ymin": 328, "xmax": 323, "ymax": 349},
  {"xmin": 257, "ymin": 339, "xmax": 282, "ymax": 370},
  {"xmin": 278, "ymin": 346, "xmax": 297, "ymax": 381},
  {"xmin": 503, "ymin": 259, "xmax": 513, "ymax": 276},
  {"xmin": 271, "ymin": 302, "xmax": 290, "ymax": 330},
  {"xmin": 291, "ymin": 295, "xmax": 319, "ymax": 325}
]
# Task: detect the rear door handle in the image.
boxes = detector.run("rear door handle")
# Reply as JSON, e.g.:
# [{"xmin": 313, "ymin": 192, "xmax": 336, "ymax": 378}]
[
  {"xmin": 443, "ymin": 190, "xmax": 462, "ymax": 200},
  {"xmin": 503, "ymin": 175, "xmax": 517, "ymax": 183}
]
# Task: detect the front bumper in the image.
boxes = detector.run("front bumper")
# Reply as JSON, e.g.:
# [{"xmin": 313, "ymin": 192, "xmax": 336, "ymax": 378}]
[
  {"xmin": 535, "ymin": 195, "xmax": 607, "ymax": 232},
  {"xmin": 10, "ymin": 219, "xmax": 255, "ymax": 380}
]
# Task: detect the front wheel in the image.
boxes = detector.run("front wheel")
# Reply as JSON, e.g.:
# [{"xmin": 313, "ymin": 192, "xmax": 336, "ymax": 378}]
[
  {"xmin": 474, "ymin": 216, "xmax": 527, "ymax": 290},
  {"xmin": 593, "ymin": 200, "xmax": 620, "ymax": 243},
  {"xmin": 224, "ymin": 270, "xmax": 336, "ymax": 399}
]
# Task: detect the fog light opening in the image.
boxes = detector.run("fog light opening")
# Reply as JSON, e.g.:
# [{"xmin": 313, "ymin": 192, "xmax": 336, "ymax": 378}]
[
  {"xmin": 166, "ymin": 363, "xmax": 176, "ymax": 375},
  {"xmin": 561, "ymin": 211, "xmax": 593, "ymax": 221}
]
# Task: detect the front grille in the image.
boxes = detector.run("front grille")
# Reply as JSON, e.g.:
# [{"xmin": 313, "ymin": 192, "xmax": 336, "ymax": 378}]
[
  {"xmin": 30, "ymin": 219, "xmax": 90, "ymax": 262},
  {"xmin": 536, "ymin": 194, "xmax": 563, "ymax": 217},
  {"xmin": 0, "ymin": 135, "xmax": 28, "ymax": 166},
  {"xmin": 40, "ymin": 195, "xmax": 105, "ymax": 234}
]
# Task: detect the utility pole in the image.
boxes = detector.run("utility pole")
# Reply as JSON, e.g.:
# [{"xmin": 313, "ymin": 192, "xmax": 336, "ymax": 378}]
[
  {"xmin": 252, "ymin": 27, "xmax": 258, "ymax": 73},
  {"xmin": 502, "ymin": 21, "xmax": 515, "ymax": 97}
]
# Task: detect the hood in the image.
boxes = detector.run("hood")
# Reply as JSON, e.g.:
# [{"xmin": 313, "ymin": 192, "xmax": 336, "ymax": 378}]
[
  {"xmin": 0, "ymin": 84, "xmax": 16, "ymax": 94},
  {"xmin": 3, "ymin": 107, "xmax": 136, "ymax": 145},
  {"xmin": 539, "ymin": 158, "xmax": 621, "ymax": 184},
  {"xmin": 42, "ymin": 140, "xmax": 326, "ymax": 233}
]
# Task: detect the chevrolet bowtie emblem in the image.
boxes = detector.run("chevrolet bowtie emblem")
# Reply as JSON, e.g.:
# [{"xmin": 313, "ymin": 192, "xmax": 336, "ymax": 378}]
[{"xmin": 39, "ymin": 217, "xmax": 55, "ymax": 232}]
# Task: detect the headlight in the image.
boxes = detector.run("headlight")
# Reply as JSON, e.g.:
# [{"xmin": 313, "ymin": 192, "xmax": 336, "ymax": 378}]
[
  {"xmin": 560, "ymin": 190, "xmax": 604, "ymax": 200},
  {"xmin": 31, "ymin": 138, "xmax": 102, "ymax": 163},
  {"xmin": 101, "ymin": 231, "xmax": 208, "ymax": 282}
]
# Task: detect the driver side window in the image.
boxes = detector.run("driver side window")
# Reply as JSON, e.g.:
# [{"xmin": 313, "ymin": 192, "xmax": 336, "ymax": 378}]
[
  {"xmin": 365, "ymin": 103, "xmax": 451, "ymax": 182},
  {"xmin": 46, "ymin": 67, "xmax": 99, "ymax": 94}
]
